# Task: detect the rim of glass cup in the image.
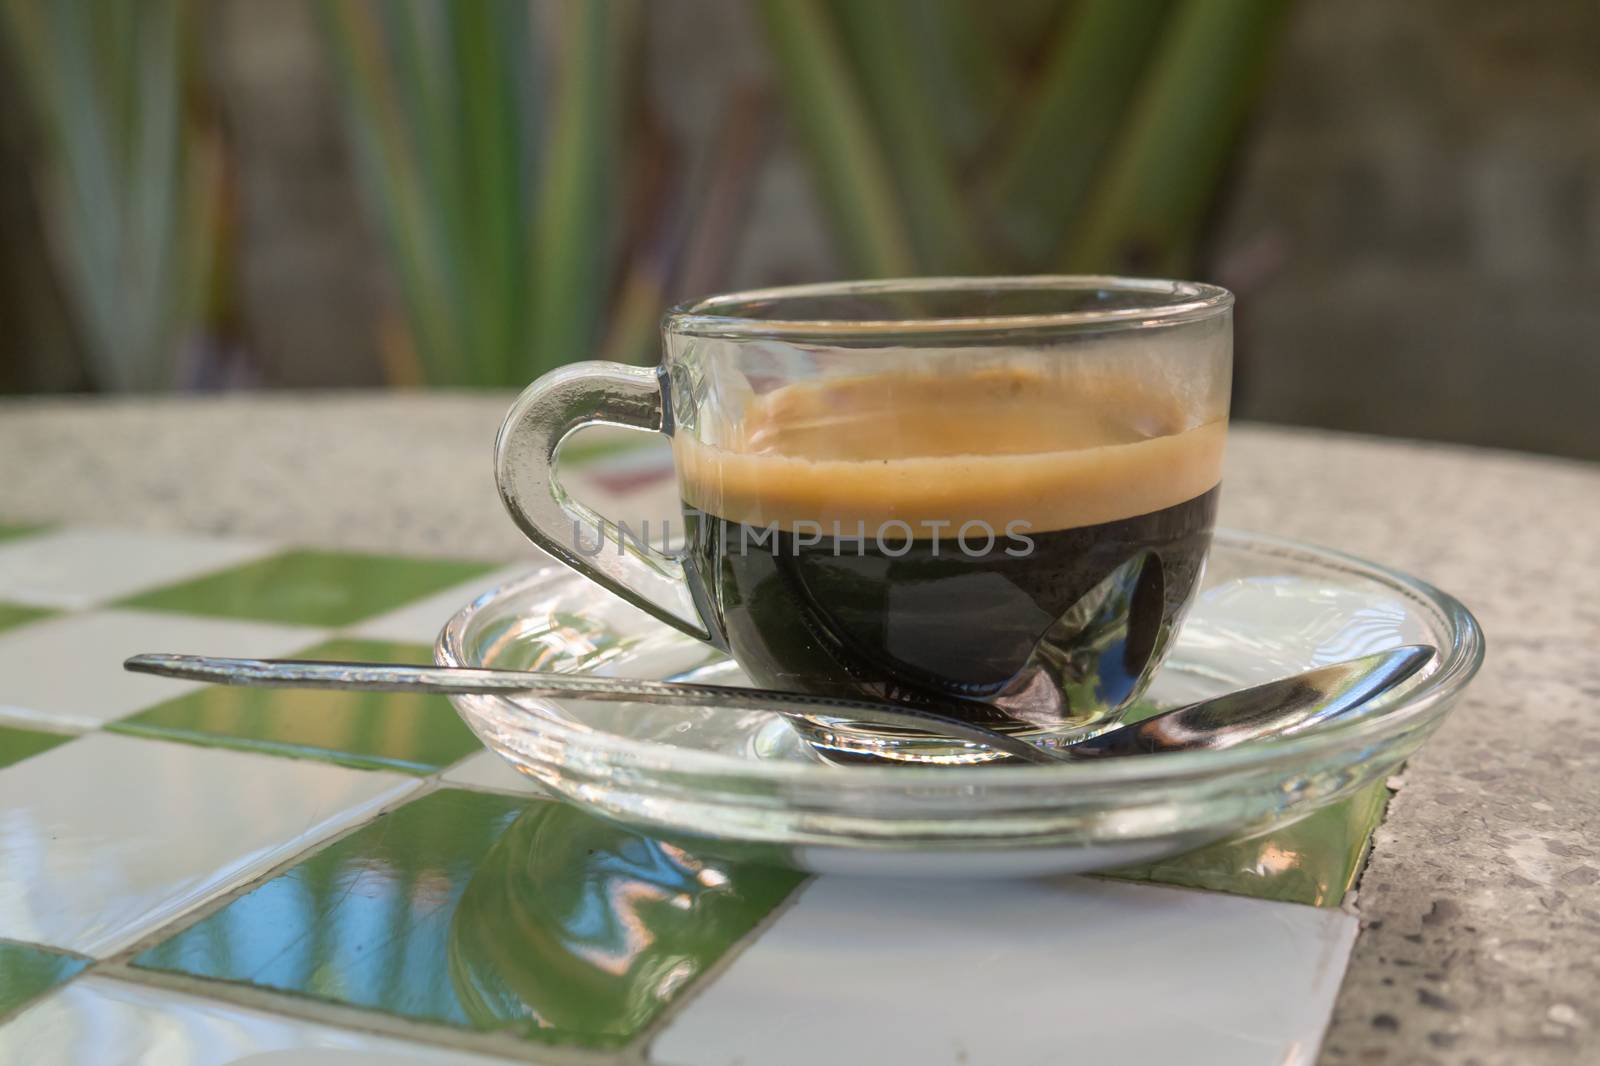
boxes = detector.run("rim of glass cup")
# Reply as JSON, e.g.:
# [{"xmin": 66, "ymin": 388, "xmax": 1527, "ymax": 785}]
[
  {"xmin": 437, "ymin": 529, "xmax": 1485, "ymax": 788},
  {"xmin": 664, "ymin": 275, "xmax": 1235, "ymax": 340}
]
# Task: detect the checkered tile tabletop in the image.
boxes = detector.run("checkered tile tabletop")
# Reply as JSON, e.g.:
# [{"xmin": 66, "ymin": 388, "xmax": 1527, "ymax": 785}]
[{"xmin": 0, "ymin": 521, "xmax": 1382, "ymax": 1065}]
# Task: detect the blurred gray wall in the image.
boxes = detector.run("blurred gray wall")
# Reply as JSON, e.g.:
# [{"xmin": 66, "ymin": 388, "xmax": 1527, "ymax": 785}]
[{"xmin": 1211, "ymin": 0, "xmax": 1600, "ymax": 460}]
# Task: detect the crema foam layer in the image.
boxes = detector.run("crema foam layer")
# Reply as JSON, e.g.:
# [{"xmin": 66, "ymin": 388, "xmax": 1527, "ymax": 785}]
[{"xmin": 676, "ymin": 368, "xmax": 1226, "ymax": 534}]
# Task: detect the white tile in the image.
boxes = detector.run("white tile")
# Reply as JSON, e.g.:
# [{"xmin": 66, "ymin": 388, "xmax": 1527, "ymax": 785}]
[
  {"xmin": 438, "ymin": 750, "xmax": 544, "ymax": 796},
  {"xmin": 0, "ymin": 733, "xmax": 418, "ymax": 957},
  {"xmin": 652, "ymin": 876, "xmax": 1359, "ymax": 1066},
  {"xmin": 0, "ymin": 976, "xmax": 522, "ymax": 1065},
  {"xmin": 343, "ymin": 565, "xmax": 531, "ymax": 645},
  {"xmin": 0, "ymin": 609, "xmax": 325, "ymax": 728},
  {"xmin": 0, "ymin": 528, "xmax": 276, "ymax": 610}
]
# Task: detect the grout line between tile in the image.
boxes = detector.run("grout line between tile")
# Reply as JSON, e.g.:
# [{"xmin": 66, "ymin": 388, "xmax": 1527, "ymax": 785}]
[
  {"xmin": 0, "ymin": 936, "xmax": 94, "ymax": 962},
  {"xmin": 431, "ymin": 772, "xmax": 548, "ymax": 800},
  {"xmin": 101, "ymin": 721, "xmax": 446, "ymax": 777},
  {"xmin": 100, "ymin": 777, "xmax": 446, "ymax": 970},
  {"xmin": 99, "ymin": 539, "xmax": 290, "ymax": 609},
  {"xmin": 88, "ymin": 965, "xmax": 613, "ymax": 1066},
  {"xmin": 0, "ymin": 936, "xmax": 97, "ymax": 1032},
  {"xmin": 0, "ymin": 966, "xmax": 93, "ymax": 1032},
  {"xmin": 633, "ymin": 874, "xmax": 817, "ymax": 1064},
  {"xmin": 0, "ymin": 709, "xmax": 91, "ymax": 737},
  {"xmin": 431, "ymin": 742, "xmax": 506, "ymax": 777},
  {"xmin": 0, "ymin": 529, "xmax": 287, "ymax": 615}
]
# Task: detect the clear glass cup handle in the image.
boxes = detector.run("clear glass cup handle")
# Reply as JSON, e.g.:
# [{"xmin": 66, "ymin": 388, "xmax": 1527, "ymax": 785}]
[{"xmin": 495, "ymin": 362, "xmax": 720, "ymax": 646}]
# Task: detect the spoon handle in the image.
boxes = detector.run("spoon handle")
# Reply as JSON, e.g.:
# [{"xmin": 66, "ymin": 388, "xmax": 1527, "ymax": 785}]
[{"xmin": 123, "ymin": 653, "xmax": 1061, "ymax": 764}]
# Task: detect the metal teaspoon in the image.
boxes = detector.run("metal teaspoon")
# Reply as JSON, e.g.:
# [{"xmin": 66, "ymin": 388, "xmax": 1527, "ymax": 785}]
[{"xmin": 123, "ymin": 645, "xmax": 1433, "ymax": 766}]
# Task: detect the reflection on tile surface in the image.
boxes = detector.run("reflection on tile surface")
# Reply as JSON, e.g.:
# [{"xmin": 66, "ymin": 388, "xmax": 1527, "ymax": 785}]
[
  {"xmin": 112, "ymin": 639, "xmax": 482, "ymax": 774},
  {"xmin": 0, "ymin": 528, "xmax": 275, "ymax": 609},
  {"xmin": 136, "ymin": 790, "xmax": 804, "ymax": 1048},
  {"xmin": 0, "ymin": 726, "xmax": 73, "ymax": 771},
  {"xmin": 0, "ymin": 733, "xmax": 416, "ymax": 956},
  {"xmin": 119, "ymin": 550, "xmax": 500, "ymax": 627},
  {"xmin": 0, "ymin": 609, "xmax": 324, "ymax": 729},
  {"xmin": 0, "ymin": 977, "xmax": 521, "ymax": 1065},
  {"xmin": 1110, "ymin": 782, "xmax": 1392, "ymax": 906},
  {"xmin": 654, "ymin": 875, "xmax": 1358, "ymax": 1066},
  {"xmin": 0, "ymin": 942, "xmax": 87, "ymax": 1018}
]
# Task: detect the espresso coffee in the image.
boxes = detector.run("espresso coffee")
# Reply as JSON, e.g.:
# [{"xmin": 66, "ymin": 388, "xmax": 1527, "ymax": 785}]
[{"xmin": 675, "ymin": 367, "xmax": 1224, "ymax": 738}]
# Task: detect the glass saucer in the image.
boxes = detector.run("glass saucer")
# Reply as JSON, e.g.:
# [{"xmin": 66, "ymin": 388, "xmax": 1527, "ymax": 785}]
[{"xmin": 436, "ymin": 529, "xmax": 1483, "ymax": 878}]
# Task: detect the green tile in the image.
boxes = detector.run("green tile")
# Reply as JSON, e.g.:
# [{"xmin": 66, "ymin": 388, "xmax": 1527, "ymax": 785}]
[
  {"xmin": 1107, "ymin": 781, "xmax": 1392, "ymax": 906},
  {"xmin": 0, "ymin": 603, "xmax": 53, "ymax": 634},
  {"xmin": 133, "ymin": 789, "xmax": 803, "ymax": 1049},
  {"xmin": 0, "ymin": 726, "xmax": 73, "ymax": 771},
  {"xmin": 0, "ymin": 524, "xmax": 47, "ymax": 542},
  {"xmin": 117, "ymin": 549, "xmax": 497, "ymax": 627},
  {"xmin": 0, "ymin": 942, "xmax": 88, "ymax": 1016},
  {"xmin": 109, "ymin": 639, "xmax": 482, "ymax": 774}
]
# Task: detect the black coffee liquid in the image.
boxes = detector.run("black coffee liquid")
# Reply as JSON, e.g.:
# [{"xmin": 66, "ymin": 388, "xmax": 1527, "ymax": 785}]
[
  {"xmin": 675, "ymin": 368, "xmax": 1225, "ymax": 728},
  {"xmin": 684, "ymin": 490, "xmax": 1217, "ymax": 719}
]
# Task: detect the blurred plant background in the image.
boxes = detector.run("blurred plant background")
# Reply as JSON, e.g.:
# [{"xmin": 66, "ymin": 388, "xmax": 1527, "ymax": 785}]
[
  {"xmin": 1, "ymin": 0, "xmax": 1598, "ymax": 458},
  {"xmin": 0, "ymin": 0, "xmax": 224, "ymax": 390}
]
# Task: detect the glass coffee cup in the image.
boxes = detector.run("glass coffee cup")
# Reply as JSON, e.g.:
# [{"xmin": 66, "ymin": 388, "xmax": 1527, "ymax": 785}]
[{"xmin": 497, "ymin": 277, "xmax": 1232, "ymax": 764}]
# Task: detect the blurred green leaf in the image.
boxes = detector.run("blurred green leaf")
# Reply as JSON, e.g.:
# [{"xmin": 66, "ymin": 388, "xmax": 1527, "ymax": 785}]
[
  {"xmin": 827, "ymin": 0, "xmax": 984, "ymax": 272},
  {"xmin": 454, "ymin": 0, "xmax": 532, "ymax": 384},
  {"xmin": 766, "ymin": 0, "xmax": 1292, "ymax": 280},
  {"xmin": 322, "ymin": 0, "xmax": 550, "ymax": 386},
  {"xmin": 903, "ymin": 0, "xmax": 1012, "ymax": 164},
  {"xmin": 1062, "ymin": 0, "xmax": 1293, "ymax": 274},
  {"xmin": 989, "ymin": 0, "xmax": 1073, "ymax": 58},
  {"xmin": 530, "ymin": 0, "xmax": 635, "ymax": 376},
  {"xmin": 320, "ymin": 0, "xmax": 459, "ymax": 381},
  {"xmin": 987, "ymin": 0, "xmax": 1172, "ymax": 266},
  {"xmin": 323, "ymin": 0, "xmax": 639, "ymax": 386},
  {"xmin": 0, "ymin": 0, "xmax": 215, "ymax": 390},
  {"xmin": 755, "ymin": 0, "xmax": 916, "ymax": 278}
]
